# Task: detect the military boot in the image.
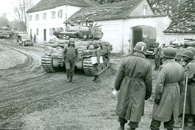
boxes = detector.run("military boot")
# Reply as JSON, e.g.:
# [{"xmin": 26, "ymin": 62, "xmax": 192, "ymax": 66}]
[
  {"xmin": 130, "ymin": 128, "xmax": 135, "ymax": 130},
  {"xmin": 118, "ymin": 123, "xmax": 125, "ymax": 130},
  {"xmin": 70, "ymin": 76, "xmax": 73, "ymax": 82},
  {"xmin": 66, "ymin": 69, "xmax": 71, "ymax": 83}
]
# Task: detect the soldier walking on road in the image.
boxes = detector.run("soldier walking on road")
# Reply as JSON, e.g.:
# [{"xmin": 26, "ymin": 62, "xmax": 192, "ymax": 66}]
[
  {"xmin": 62, "ymin": 38, "xmax": 78, "ymax": 83},
  {"xmin": 150, "ymin": 47, "xmax": 185, "ymax": 130},
  {"xmin": 179, "ymin": 49, "xmax": 195, "ymax": 128},
  {"xmin": 114, "ymin": 42, "xmax": 152, "ymax": 130}
]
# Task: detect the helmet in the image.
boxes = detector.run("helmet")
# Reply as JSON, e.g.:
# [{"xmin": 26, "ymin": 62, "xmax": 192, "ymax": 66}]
[
  {"xmin": 65, "ymin": 35, "xmax": 70, "ymax": 40},
  {"xmin": 83, "ymin": 35, "xmax": 87, "ymax": 41},
  {"xmin": 69, "ymin": 38, "xmax": 75, "ymax": 43},
  {"xmin": 186, "ymin": 47, "xmax": 195, "ymax": 55},
  {"xmin": 183, "ymin": 50, "xmax": 194, "ymax": 59},
  {"xmin": 175, "ymin": 53, "xmax": 182, "ymax": 60},
  {"xmin": 134, "ymin": 42, "xmax": 147, "ymax": 53},
  {"xmin": 162, "ymin": 47, "xmax": 176, "ymax": 59}
]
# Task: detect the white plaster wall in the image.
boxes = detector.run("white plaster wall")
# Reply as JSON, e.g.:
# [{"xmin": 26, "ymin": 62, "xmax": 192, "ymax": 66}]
[
  {"xmin": 27, "ymin": 5, "xmax": 81, "ymax": 42},
  {"xmin": 93, "ymin": 16, "xmax": 171, "ymax": 53},
  {"xmin": 130, "ymin": 0, "xmax": 153, "ymax": 17},
  {"xmin": 95, "ymin": 20, "xmax": 124, "ymax": 53},
  {"xmin": 123, "ymin": 16, "xmax": 172, "ymax": 53}
]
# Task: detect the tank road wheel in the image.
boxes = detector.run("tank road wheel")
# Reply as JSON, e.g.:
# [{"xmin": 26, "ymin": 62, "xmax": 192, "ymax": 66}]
[
  {"xmin": 83, "ymin": 56, "xmax": 109, "ymax": 76},
  {"xmin": 41, "ymin": 56, "xmax": 56, "ymax": 73}
]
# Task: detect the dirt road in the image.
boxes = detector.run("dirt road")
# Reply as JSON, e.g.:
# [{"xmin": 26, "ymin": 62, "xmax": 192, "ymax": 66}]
[{"xmin": 0, "ymin": 39, "xmax": 192, "ymax": 130}]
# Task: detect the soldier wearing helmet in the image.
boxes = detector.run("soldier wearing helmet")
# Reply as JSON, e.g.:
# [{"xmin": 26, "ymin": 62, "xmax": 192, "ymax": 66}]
[
  {"xmin": 114, "ymin": 42, "xmax": 152, "ymax": 130},
  {"xmin": 179, "ymin": 50, "xmax": 195, "ymax": 128},
  {"xmin": 150, "ymin": 47, "xmax": 185, "ymax": 130},
  {"xmin": 186, "ymin": 47, "xmax": 195, "ymax": 58},
  {"xmin": 62, "ymin": 38, "xmax": 78, "ymax": 82}
]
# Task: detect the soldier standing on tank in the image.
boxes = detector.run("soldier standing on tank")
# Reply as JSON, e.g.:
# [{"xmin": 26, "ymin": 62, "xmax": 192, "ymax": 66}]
[
  {"xmin": 150, "ymin": 47, "xmax": 185, "ymax": 130},
  {"xmin": 62, "ymin": 38, "xmax": 78, "ymax": 83},
  {"xmin": 179, "ymin": 49, "xmax": 195, "ymax": 128},
  {"xmin": 114, "ymin": 42, "xmax": 152, "ymax": 130}
]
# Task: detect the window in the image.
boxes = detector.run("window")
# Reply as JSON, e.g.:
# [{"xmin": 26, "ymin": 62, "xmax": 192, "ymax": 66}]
[
  {"xmin": 143, "ymin": 5, "xmax": 147, "ymax": 16},
  {"xmin": 29, "ymin": 15, "xmax": 32, "ymax": 21},
  {"xmin": 58, "ymin": 9, "xmax": 63, "ymax": 18},
  {"xmin": 43, "ymin": 13, "xmax": 47, "ymax": 20},
  {"xmin": 36, "ymin": 28, "xmax": 39, "ymax": 35},
  {"xmin": 35, "ymin": 14, "xmax": 39, "ymax": 20},
  {"xmin": 51, "ymin": 11, "xmax": 56, "ymax": 19}
]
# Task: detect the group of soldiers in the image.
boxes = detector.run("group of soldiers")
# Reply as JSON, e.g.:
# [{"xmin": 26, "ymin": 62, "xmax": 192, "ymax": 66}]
[
  {"xmin": 61, "ymin": 39, "xmax": 101, "ymax": 82},
  {"xmin": 114, "ymin": 42, "xmax": 195, "ymax": 130}
]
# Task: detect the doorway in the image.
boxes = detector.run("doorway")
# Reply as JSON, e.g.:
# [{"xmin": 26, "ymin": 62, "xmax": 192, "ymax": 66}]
[
  {"xmin": 43, "ymin": 29, "xmax": 46, "ymax": 41},
  {"xmin": 132, "ymin": 27, "xmax": 143, "ymax": 47}
]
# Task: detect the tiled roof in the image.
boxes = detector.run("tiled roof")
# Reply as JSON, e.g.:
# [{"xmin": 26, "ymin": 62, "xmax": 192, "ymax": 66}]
[
  {"xmin": 164, "ymin": 0, "xmax": 195, "ymax": 33},
  {"xmin": 68, "ymin": 0, "xmax": 144, "ymax": 22},
  {"xmin": 27, "ymin": 0, "xmax": 99, "ymax": 13}
]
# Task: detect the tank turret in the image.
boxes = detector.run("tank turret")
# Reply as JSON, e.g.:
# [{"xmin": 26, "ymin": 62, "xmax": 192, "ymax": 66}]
[{"xmin": 54, "ymin": 20, "xmax": 103, "ymax": 40}]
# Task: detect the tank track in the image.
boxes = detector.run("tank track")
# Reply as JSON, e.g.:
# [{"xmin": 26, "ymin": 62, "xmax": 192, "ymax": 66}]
[
  {"xmin": 41, "ymin": 55, "xmax": 56, "ymax": 73},
  {"xmin": 83, "ymin": 57, "xmax": 109, "ymax": 76}
]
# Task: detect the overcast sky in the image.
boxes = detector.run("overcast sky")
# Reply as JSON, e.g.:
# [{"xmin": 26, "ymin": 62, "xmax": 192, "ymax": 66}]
[{"xmin": 0, "ymin": 0, "xmax": 41, "ymax": 20}]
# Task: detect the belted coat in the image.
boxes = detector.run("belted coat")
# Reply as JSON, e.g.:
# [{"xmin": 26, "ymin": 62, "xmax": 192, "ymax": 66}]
[
  {"xmin": 152, "ymin": 59, "xmax": 184, "ymax": 122},
  {"xmin": 115, "ymin": 52, "xmax": 152, "ymax": 122},
  {"xmin": 180, "ymin": 60, "xmax": 195, "ymax": 115}
]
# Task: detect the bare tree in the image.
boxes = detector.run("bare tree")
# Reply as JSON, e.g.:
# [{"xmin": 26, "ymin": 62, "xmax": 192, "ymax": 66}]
[{"xmin": 13, "ymin": 0, "xmax": 34, "ymax": 31}]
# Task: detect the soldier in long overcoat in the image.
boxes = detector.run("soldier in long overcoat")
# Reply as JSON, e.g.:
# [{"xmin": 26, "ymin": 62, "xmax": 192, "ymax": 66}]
[
  {"xmin": 114, "ymin": 42, "xmax": 152, "ymax": 130},
  {"xmin": 150, "ymin": 47, "xmax": 185, "ymax": 130},
  {"xmin": 179, "ymin": 49, "xmax": 195, "ymax": 128}
]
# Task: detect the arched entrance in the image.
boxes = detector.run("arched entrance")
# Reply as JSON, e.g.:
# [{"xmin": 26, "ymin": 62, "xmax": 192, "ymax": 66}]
[{"xmin": 132, "ymin": 25, "xmax": 156, "ymax": 48}]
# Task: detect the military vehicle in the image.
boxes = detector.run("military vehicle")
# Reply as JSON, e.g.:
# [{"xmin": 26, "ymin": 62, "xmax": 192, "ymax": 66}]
[
  {"xmin": 41, "ymin": 21, "xmax": 112, "ymax": 76},
  {"xmin": 145, "ymin": 42, "xmax": 159, "ymax": 58},
  {"xmin": 17, "ymin": 33, "xmax": 34, "ymax": 46},
  {"xmin": 0, "ymin": 26, "xmax": 14, "ymax": 38}
]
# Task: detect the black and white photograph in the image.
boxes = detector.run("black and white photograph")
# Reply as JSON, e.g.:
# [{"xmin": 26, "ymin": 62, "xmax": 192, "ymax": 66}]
[{"xmin": 0, "ymin": 0, "xmax": 195, "ymax": 130}]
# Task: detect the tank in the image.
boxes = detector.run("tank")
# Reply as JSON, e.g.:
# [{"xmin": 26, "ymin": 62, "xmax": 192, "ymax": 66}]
[
  {"xmin": 41, "ymin": 23, "xmax": 112, "ymax": 76},
  {"xmin": 0, "ymin": 26, "xmax": 14, "ymax": 38}
]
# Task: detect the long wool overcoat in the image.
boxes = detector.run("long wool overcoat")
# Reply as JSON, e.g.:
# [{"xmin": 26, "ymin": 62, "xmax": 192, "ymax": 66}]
[
  {"xmin": 115, "ymin": 52, "xmax": 152, "ymax": 122},
  {"xmin": 153, "ymin": 59, "xmax": 184, "ymax": 122},
  {"xmin": 180, "ymin": 60, "xmax": 195, "ymax": 115}
]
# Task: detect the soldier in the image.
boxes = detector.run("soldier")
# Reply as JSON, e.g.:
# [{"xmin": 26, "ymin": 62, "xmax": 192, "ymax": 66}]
[
  {"xmin": 114, "ymin": 42, "xmax": 152, "ymax": 130},
  {"xmin": 154, "ymin": 47, "xmax": 161, "ymax": 70},
  {"xmin": 186, "ymin": 47, "xmax": 195, "ymax": 58},
  {"xmin": 62, "ymin": 38, "xmax": 78, "ymax": 83},
  {"xmin": 180, "ymin": 50, "xmax": 195, "ymax": 128},
  {"xmin": 150, "ymin": 47, "xmax": 185, "ymax": 130},
  {"xmin": 92, "ymin": 44, "xmax": 101, "ymax": 81},
  {"xmin": 175, "ymin": 53, "xmax": 183, "ymax": 64},
  {"xmin": 159, "ymin": 43, "xmax": 166, "ymax": 62},
  {"xmin": 33, "ymin": 34, "xmax": 36, "ymax": 43}
]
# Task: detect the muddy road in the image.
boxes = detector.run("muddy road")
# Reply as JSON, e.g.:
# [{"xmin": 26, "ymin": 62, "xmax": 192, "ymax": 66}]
[
  {"xmin": 0, "ymin": 39, "xmax": 119, "ymax": 130},
  {"xmin": 0, "ymin": 39, "xmax": 191, "ymax": 130}
]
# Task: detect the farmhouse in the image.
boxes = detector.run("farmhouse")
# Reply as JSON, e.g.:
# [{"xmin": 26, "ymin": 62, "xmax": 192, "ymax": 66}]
[
  {"xmin": 26, "ymin": 0, "xmax": 98, "ymax": 42},
  {"xmin": 27, "ymin": 0, "xmax": 195, "ymax": 53}
]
